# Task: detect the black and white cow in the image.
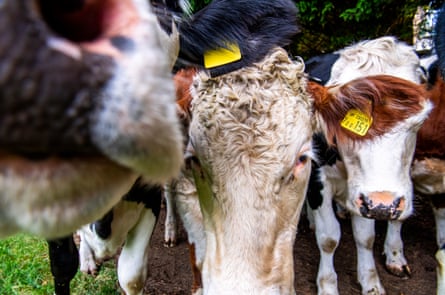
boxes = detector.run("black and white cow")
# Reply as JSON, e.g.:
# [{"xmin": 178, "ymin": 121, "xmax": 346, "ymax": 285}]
[
  {"xmin": 77, "ymin": 179, "xmax": 162, "ymax": 295},
  {"xmin": 0, "ymin": 0, "xmax": 183, "ymax": 240},
  {"xmin": 1, "ymin": 1, "xmax": 185, "ymax": 294}
]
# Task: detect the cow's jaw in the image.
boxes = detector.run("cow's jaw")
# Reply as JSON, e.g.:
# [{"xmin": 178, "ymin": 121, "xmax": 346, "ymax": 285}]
[
  {"xmin": 197, "ymin": 175, "xmax": 309, "ymax": 295},
  {"xmin": 0, "ymin": 154, "xmax": 138, "ymax": 239}
]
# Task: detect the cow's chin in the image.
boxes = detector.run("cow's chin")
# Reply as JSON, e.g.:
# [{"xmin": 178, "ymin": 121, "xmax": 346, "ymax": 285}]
[{"xmin": 0, "ymin": 152, "xmax": 138, "ymax": 239}]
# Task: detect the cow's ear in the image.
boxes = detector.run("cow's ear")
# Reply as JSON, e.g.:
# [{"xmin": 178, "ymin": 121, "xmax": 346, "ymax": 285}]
[{"xmin": 306, "ymin": 81, "xmax": 331, "ymax": 110}]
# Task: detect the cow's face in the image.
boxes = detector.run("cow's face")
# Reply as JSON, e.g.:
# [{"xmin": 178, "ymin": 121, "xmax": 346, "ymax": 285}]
[
  {"xmin": 309, "ymin": 75, "xmax": 432, "ymax": 221},
  {"xmin": 0, "ymin": 0, "xmax": 182, "ymax": 238},
  {"xmin": 338, "ymin": 106, "xmax": 431, "ymax": 220},
  {"xmin": 188, "ymin": 48, "xmax": 313, "ymax": 293}
]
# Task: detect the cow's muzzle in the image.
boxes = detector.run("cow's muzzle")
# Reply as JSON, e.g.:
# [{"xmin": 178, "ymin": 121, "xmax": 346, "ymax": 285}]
[{"xmin": 357, "ymin": 191, "xmax": 405, "ymax": 220}]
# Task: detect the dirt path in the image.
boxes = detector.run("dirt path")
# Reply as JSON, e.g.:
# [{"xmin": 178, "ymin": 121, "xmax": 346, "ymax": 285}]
[{"xmin": 144, "ymin": 196, "xmax": 437, "ymax": 295}]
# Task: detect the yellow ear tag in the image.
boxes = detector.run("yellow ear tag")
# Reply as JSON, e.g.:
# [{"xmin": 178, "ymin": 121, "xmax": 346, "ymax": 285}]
[
  {"xmin": 340, "ymin": 109, "xmax": 373, "ymax": 136},
  {"xmin": 204, "ymin": 42, "xmax": 242, "ymax": 69}
]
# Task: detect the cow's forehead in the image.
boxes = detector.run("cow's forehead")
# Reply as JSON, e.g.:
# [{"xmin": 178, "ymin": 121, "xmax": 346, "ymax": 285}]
[{"xmin": 190, "ymin": 48, "xmax": 313, "ymax": 176}]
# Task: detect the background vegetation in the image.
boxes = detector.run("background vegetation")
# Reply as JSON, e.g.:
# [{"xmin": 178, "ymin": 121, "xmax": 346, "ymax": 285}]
[
  {"xmin": 0, "ymin": 234, "xmax": 118, "ymax": 295},
  {"xmin": 189, "ymin": 0, "xmax": 438, "ymax": 59}
]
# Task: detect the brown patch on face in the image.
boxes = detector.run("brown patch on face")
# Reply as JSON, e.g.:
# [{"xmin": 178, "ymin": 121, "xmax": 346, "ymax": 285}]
[
  {"xmin": 308, "ymin": 75, "xmax": 427, "ymax": 145},
  {"xmin": 415, "ymin": 76, "xmax": 445, "ymax": 160}
]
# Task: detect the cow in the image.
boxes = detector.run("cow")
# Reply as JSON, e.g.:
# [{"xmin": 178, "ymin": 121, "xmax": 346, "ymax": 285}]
[
  {"xmin": 165, "ymin": 1, "xmax": 311, "ymax": 293},
  {"xmin": 0, "ymin": 0, "xmax": 183, "ymax": 239},
  {"xmin": 304, "ymin": 36, "xmax": 431, "ymax": 295},
  {"xmin": 77, "ymin": 179, "xmax": 162, "ymax": 295},
  {"xmin": 2, "ymin": 0, "xmax": 188, "ymax": 294},
  {"xmin": 167, "ymin": 26, "xmax": 432, "ymax": 295},
  {"xmin": 410, "ymin": 4, "xmax": 445, "ymax": 294}
]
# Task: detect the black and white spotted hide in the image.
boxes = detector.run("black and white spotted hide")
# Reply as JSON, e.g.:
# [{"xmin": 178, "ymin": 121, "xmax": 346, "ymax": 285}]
[{"xmin": 77, "ymin": 179, "xmax": 162, "ymax": 295}]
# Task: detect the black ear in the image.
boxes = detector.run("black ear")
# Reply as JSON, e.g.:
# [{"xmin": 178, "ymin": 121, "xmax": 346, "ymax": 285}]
[
  {"xmin": 305, "ymin": 53, "xmax": 340, "ymax": 85},
  {"xmin": 434, "ymin": 3, "xmax": 445, "ymax": 79},
  {"xmin": 177, "ymin": 0, "xmax": 299, "ymax": 76}
]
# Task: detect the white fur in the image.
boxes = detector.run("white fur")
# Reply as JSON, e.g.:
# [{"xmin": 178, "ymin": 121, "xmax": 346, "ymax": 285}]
[
  {"xmin": 178, "ymin": 47, "xmax": 313, "ymax": 294},
  {"xmin": 163, "ymin": 182, "xmax": 178, "ymax": 247},
  {"xmin": 327, "ymin": 36, "xmax": 424, "ymax": 86},
  {"xmin": 78, "ymin": 198, "xmax": 157, "ymax": 295}
]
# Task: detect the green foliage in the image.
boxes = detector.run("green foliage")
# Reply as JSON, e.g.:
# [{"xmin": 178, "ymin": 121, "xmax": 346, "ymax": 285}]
[
  {"xmin": 293, "ymin": 0, "xmax": 433, "ymax": 59},
  {"xmin": 189, "ymin": 0, "xmax": 212, "ymax": 12},
  {"xmin": 185, "ymin": 0, "xmax": 434, "ymax": 59},
  {"xmin": 0, "ymin": 234, "xmax": 119, "ymax": 295}
]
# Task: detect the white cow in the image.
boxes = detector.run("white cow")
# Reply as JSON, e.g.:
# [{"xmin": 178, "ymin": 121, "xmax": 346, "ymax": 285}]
[{"xmin": 305, "ymin": 36, "xmax": 431, "ymax": 295}]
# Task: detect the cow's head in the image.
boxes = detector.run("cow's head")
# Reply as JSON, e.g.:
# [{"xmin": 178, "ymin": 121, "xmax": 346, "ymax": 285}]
[
  {"xmin": 188, "ymin": 47, "xmax": 314, "ymax": 293},
  {"xmin": 309, "ymin": 75, "xmax": 432, "ymax": 220},
  {"xmin": 0, "ymin": 0, "xmax": 183, "ymax": 238}
]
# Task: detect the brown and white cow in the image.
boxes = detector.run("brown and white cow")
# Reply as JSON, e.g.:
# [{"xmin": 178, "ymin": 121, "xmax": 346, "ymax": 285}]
[
  {"xmin": 410, "ymin": 6, "xmax": 445, "ymax": 293},
  {"xmin": 305, "ymin": 36, "xmax": 431, "ymax": 295}
]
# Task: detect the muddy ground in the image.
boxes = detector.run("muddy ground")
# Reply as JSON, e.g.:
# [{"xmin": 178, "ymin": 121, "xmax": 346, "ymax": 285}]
[{"xmin": 143, "ymin": 196, "xmax": 438, "ymax": 295}]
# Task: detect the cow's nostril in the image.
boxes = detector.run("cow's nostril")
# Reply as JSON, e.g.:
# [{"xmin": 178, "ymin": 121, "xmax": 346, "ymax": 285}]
[{"xmin": 37, "ymin": 0, "xmax": 120, "ymax": 42}]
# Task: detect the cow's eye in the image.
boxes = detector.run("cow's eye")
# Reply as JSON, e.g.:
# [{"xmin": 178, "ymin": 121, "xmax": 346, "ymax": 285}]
[
  {"xmin": 298, "ymin": 154, "xmax": 309, "ymax": 165},
  {"xmin": 291, "ymin": 148, "xmax": 312, "ymax": 181}
]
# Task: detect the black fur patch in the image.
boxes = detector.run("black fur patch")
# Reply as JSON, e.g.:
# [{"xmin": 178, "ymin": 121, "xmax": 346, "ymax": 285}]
[
  {"xmin": 307, "ymin": 162, "xmax": 324, "ymax": 210},
  {"xmin": 306, "ymin": 133, "xmax": 340, "ymax": 210},
  {"xmin": 305, "ymin": 53, "xmax": 340, "ymax": 85},
  {"xmin": 177, "ymin": 0, "xmax": 299, "ymax": 76},
  {"xmin": 122, "ymin": 178, "xmax": 162, "ymax": 218},
  {"xmin": 90, "ymin": 210, "xmax": 114, "ymax": 240}
]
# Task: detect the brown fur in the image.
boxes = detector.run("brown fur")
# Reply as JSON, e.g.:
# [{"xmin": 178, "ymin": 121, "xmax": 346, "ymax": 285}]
[
  {"xmin": 308, "ymin": 75, "xmax": 427, "ymax": 145},
  {"xmin": 174, "ymin": 67, "xmax": 196, "ymax": 117},
  {"xmin": 188, "ymin": 242, "xmax": 203, "ymax": 293},
  {"xmin": 415, "ymin": 76, "xmax": 445, "ymax": 159},
  {"xmin": 174, "ymin": 67, "xmax": 196, "ymax": 148}
]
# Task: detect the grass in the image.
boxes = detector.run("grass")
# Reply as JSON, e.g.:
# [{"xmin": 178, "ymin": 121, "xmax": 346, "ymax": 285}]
[{"xmin": 0, "ymin": 234, "xmax": 120, "ymax": 295}]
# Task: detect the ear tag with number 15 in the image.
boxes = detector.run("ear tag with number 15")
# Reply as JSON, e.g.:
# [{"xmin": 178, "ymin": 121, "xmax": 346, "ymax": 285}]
[{"xmin": 340, "ymin": 109, "xmax": 373, "ymax": 136}]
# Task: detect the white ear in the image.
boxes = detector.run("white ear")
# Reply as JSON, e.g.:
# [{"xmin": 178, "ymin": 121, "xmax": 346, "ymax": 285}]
[{"xmin": 405, "ymin": 99, "xmax": 433, "ymax": 131}]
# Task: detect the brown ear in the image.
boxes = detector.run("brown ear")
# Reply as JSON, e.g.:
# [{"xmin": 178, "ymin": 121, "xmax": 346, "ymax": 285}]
[
  {"xmin": 306, "ymin": 81, "xmax": 330, "ymax": 109},
  {"xmin": 311, "ymin": 75, "xmax": 427, "ymax": 145}
]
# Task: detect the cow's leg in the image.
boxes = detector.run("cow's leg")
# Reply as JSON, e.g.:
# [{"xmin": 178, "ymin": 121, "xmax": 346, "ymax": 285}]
[
  {"xmin": 351, "ymin": 215, "xmax": 385, "ymax": 295},
  {"xmin": 174, "ymin": 172, "xmax": 205, "ymax": 295},
  {"xmin": 312, "ymin": 196, "xmax": 341, "ymax": 295},
  {"xmin": 433, "ymin": 206, "xmax": 445, "ymax": 295},
  {"xmin": 436, "ymin": 245, "xmax": 445, "ymax": 295},
  {"xmin": 78, "ymin": 230, "xmax": 99, "ymax": 276},
  {"xmin": 117, "ymin": 207, "xmax": 158, "ymax": 295},
  {"xmin": 47, "ymin": 235, "xmax": 79, "ymax": 295},
  {"xmin": 383, "ymin": 220, "xmax": 410, "ymax": 276},
  {"xmin": 163, "ymin": 181, "xmax": 178, "ymax": 247}
]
